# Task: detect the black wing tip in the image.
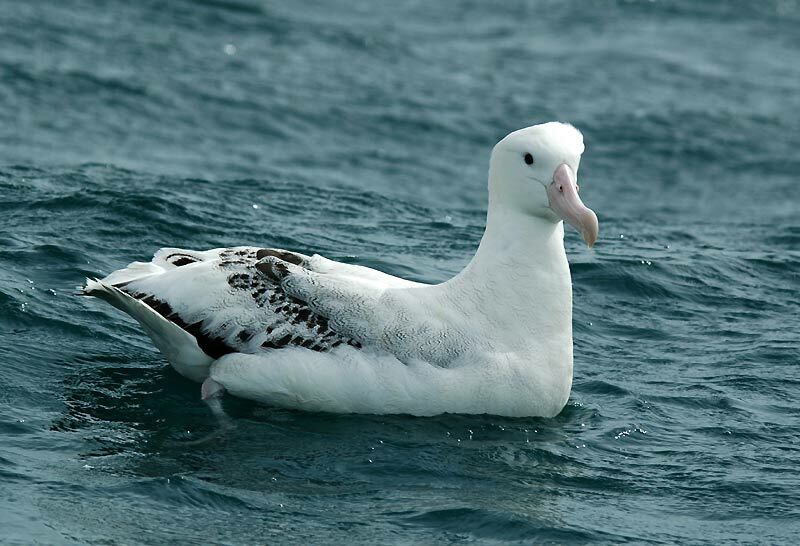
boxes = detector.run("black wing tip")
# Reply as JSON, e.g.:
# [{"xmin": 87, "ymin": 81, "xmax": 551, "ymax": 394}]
[
  {"xmin": 165, "ymin": 253, "xmax": 201, "ymax": 267},
  {"xmin": 130, "ymin": 292, "xmax": 237, "ymax": 360},
  {"xmin": 255, "ymin": 249, "xmax": 305, "ymax": 266},
  {"xmin": 255, "ymin": 258, "xmax": 290, "ymax": 282}
]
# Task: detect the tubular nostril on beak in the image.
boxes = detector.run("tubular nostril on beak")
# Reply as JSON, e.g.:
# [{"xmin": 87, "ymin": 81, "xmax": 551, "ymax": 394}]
[{"xmin": 548, "ymin": 162, "xmax": 599, "ymax": 247}]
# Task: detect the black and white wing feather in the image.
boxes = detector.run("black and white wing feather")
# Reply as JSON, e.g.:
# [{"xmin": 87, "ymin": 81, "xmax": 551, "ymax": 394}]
[{"xmin": 84, "ymin": 247, "xmax": 368, "ymax": 373}]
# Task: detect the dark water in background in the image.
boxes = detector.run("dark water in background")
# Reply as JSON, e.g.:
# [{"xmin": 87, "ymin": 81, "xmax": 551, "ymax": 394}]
[{"xmin": 1, "ymin": 0, "xmax": 799, "ymax": 543}]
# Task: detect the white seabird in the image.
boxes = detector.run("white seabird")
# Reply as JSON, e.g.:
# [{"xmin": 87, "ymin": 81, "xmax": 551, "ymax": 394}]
[{"xmin": 83, "ymin": 122, "xmax": 599, "ymax": 418}]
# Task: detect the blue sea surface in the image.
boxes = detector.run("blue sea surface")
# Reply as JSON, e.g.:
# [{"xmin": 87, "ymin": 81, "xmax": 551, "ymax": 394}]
[{"xmin": 1, "ymin": 0, "xmax": 799, "ymax": 543}]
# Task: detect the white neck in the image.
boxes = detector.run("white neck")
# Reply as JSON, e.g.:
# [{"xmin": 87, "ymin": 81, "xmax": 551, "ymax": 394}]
[
  {"xmin": 436, "ymin": 202, "xmax": 573, "ymax": 347},
  {"xmin": 460, "ymin": 205, "xmax": 564, "ymax": 277}
]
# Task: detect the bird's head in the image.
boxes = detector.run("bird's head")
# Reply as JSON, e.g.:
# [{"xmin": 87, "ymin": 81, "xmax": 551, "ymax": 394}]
[{"xmin": 489, "ymin": 122, "xmax": 599, "ymax": 247}]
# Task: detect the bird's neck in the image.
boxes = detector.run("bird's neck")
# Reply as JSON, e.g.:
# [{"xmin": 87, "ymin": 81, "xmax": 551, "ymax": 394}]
[
  {"xmin": 458, "ymin": 206, "xmax": 569, "ymax": 284},
  {"xmin": 439, "ymin": 205, "xmax": 573, "ymax": 333}
]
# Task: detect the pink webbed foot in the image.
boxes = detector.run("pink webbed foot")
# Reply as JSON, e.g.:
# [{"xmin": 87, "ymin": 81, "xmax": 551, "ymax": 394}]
[{"xmin": 201, "ymin": 377, "xmax": 234, "ymax": 432}]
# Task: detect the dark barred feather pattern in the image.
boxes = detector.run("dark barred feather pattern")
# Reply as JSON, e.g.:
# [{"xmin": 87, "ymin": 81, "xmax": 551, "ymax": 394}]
[{"xmin": 119, "ymin": 247, "xmax": 362, "ymax": 359}]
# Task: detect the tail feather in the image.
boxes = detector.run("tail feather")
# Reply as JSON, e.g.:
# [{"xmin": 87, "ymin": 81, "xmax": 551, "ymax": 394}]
[
  {"xmin": 95, "ymin": 247, "xmax": 216, "ymax": 288},
  {"xmin": 83, "ymin": 278, "xmax": 212, "ymax": 382},
  {"xmin": 98, "ymin": 261, "xmax": 164, "ymax": 286},
  {"xmin": 152, "ymin": 247, "xmax": 221, "ymax": 269}
]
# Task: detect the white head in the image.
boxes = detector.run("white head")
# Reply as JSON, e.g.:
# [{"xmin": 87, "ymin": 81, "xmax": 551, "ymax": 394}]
[{"xmin": 488, "ymin": 122, "xmax": 598, "ymax": 246}]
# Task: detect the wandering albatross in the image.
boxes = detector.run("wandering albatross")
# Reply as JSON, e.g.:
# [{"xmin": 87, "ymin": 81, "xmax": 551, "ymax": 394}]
[{"xmin": 83, "ymin": 122, "xmax": 599, "ymax": 418}]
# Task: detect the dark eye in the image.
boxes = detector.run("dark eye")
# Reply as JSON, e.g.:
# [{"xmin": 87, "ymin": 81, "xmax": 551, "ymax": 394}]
[{"xmin": 524, "ymin": 153, "xmax": 534, "ymax": 165}]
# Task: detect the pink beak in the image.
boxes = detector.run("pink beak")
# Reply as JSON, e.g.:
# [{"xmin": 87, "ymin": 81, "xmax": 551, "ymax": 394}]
[{"xmin": 546, "ymin": 163, "xmax": 599, "ymax": 247}]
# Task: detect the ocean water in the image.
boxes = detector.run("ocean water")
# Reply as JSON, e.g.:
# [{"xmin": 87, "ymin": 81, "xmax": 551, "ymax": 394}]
[{"xmin": 1, "ymin": 0, "xmax": 799, "ymax": 543}]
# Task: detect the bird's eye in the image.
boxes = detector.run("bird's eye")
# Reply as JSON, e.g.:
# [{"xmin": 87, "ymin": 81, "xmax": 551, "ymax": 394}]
[{"xmin": 524, "ymin": 153, "xmax": 534, "ymax": 165}]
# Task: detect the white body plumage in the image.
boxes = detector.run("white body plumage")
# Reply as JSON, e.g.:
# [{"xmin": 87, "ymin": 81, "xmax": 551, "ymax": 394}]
[{"xmin": 84, "ymin": 122, "xmax": 596, "ymax": 418}]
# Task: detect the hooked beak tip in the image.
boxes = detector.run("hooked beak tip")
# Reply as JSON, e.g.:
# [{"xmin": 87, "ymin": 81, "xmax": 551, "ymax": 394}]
[
  {"xmin": 582, "ymin": 210, "xmax": 599, "ymax": 248},
  {"xmin": 548, "ymin": 163, "xmax": 599, "ymax": 249}
]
